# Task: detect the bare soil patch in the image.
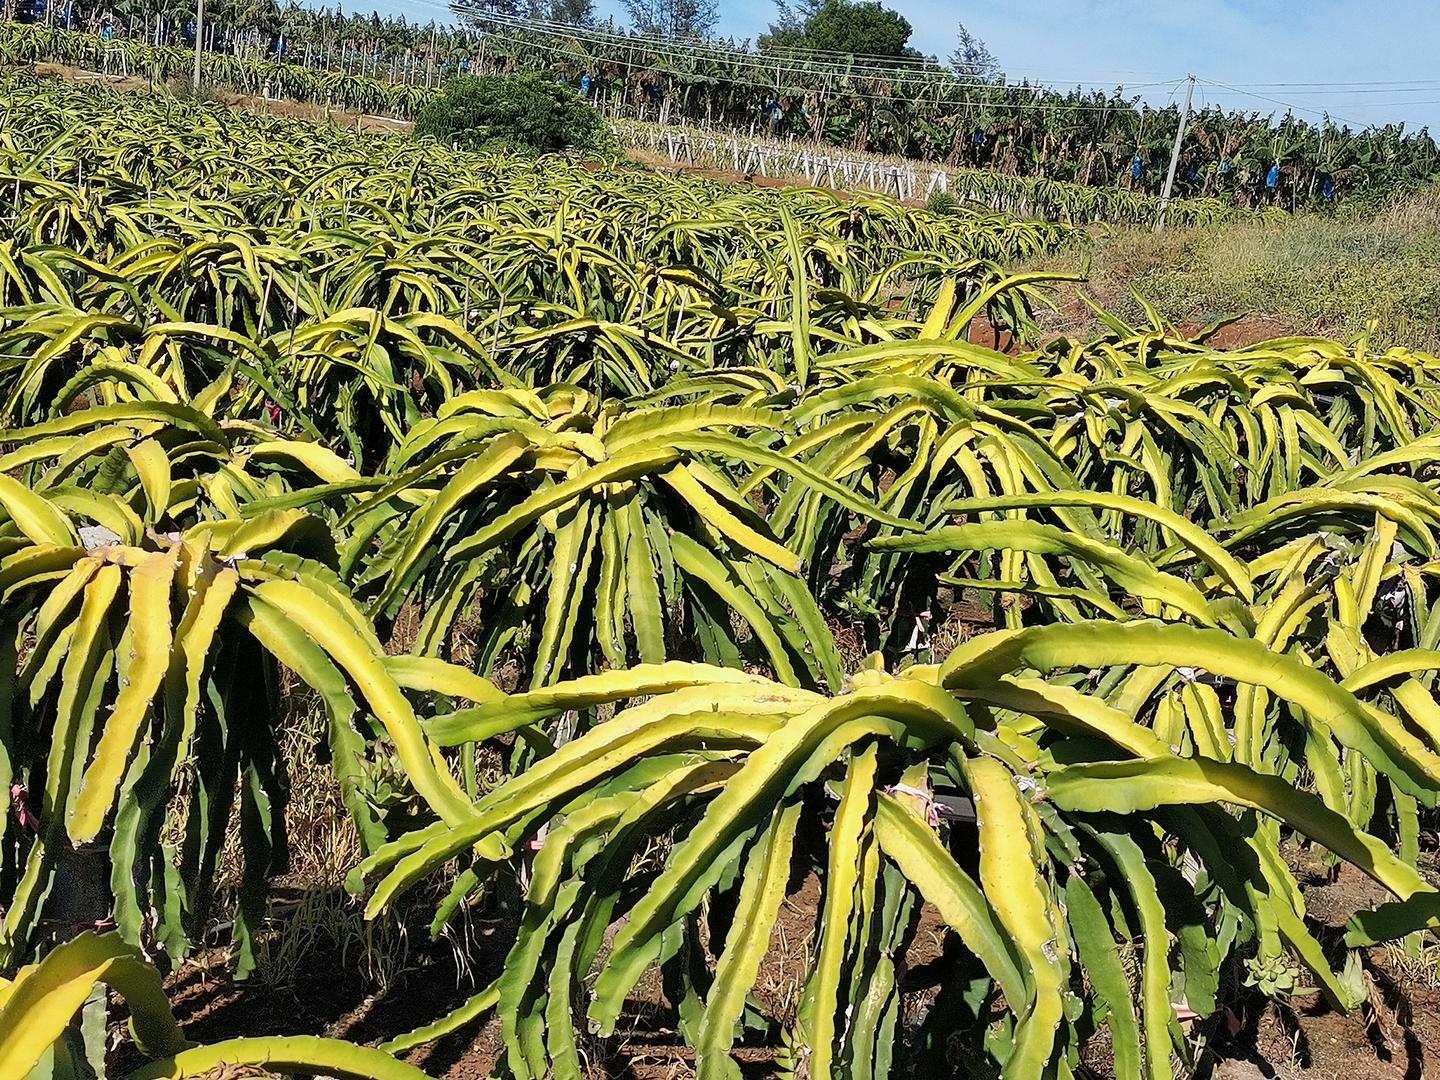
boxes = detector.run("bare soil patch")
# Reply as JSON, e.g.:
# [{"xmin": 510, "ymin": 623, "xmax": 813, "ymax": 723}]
[
  {"xmin": 626, "ymin": 146, "xmax": 903, "ymax": 204},
  {"xmin": 1035, "ymin": 286, "xmax": 1303, "ymax": 350},
  {"xmin": 31, "ymin": 62, "xmax": 411, "ymax": 134}
]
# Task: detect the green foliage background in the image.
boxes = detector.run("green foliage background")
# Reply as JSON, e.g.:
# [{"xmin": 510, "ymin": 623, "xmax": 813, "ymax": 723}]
[{"xmin": 414, "ymin": 71, "xmax": 614, "ymax": 154}]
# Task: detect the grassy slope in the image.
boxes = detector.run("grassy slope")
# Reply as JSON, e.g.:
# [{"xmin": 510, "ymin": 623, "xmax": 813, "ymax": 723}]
[{"xmin": 1024, "ymin": 187, "xmax": 1440, "ymax": 351}]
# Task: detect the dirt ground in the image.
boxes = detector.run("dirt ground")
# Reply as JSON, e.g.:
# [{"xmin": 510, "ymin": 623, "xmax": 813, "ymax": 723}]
[
  {"xmin": 109, "ymin": 861, "xmax": 1440, "ymax": 1080},
  {"xmin": 625, "ymin": 146, "xmax": 864, "ymax": 197},
  {"xmin": 29, "ymin": 63, "xmax": 894, "ymax": 203},
  {"xmin": 31, "ymin": 62, "xmax": 412, "ymax": 134},
  {"xmin": 962, "ymin": 308, "xmax": 1298, "ymax": 358},
  {"xmin": 1017, "ymin": 280, "xmax": 1303, "ymax": 352}
]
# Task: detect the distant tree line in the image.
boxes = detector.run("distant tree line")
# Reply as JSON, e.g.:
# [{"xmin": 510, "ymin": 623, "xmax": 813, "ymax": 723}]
[{"xmin": 9, "ymin": 0, "xmax": 1437, "ymax": 206}]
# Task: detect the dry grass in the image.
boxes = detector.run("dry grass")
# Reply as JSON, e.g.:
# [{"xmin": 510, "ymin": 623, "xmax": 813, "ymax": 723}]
[
  {"xmin": 276, "ymin": 695, "xmax": 365, "ymax": 890},
  {"xmin": 1380, "ymin": 937, "xmax": 1440, "ymax": 990},
  {"xmin": 158, "ymin": 676, "xmax": 363, "ymax": 909},
  {"xmin": 252, "ymin": 888, "xmax": 413, "ymax": 995},
  {"xmin": 1027, "ymin": 185, "xmax": 1440, "ymax": 352}
]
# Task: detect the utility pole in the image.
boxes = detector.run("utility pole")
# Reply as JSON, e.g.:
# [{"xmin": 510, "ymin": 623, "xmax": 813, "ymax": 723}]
[
  {"xmin": 192, "ymin": 0, "xmax": 204, "ymax": 92},
  {"xmin": 1156, "ymin": 73, "xmax": 1196, "ymax": 230}
]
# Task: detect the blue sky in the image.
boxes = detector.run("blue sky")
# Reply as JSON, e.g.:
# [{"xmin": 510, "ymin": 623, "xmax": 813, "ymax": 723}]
[{"xmin": 382, "ymin": 0, "xmax": 1440, "ymax": 133}]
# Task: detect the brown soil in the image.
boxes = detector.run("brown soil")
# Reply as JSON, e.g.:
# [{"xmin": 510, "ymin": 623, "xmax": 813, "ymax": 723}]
[
  {"xmin": 1037, "ymin": 286, "xmax": 1302, "ymax": 351},
  {"xmin": 965, "ymin": 303, "xmax": 1295, "ymax": 357},
  {"xmin": 965, "ymin": 315, "xmax": 1023, "ymax": 353},
  {"xmin": 105, "ymin": 863, "xmax": 1440, "ymax": 1080},
  {"xmin": 108, "ymin": 895, "xmax": 511, "ymax": 1079},
  {"xmin": 1203, "ymin": 947, "xmax": 1440, "ymax": 1080},
  {"xmin": 1190, "ymin": 855, "xmax": 1440, "ymax": 1080},
  {"xmin": 31, "ymin": 62, "xmax": 412, "ymax": 133},
  {"xmin": 1304, "ymin": 864, "xmax": 1396, "ymax": 931},
  {"xmin": 626, "ymin": 146, "xmax": 907, "ymax": 204},
  {"xmin": 1183, "ymin": 313, "xmax": 1300, "ymax": 349}
]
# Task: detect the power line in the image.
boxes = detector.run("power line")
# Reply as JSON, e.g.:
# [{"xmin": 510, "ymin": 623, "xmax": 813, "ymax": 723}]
[
  {"xmin": 461, "ymin": 10, "xmax": 1433, "ymax": 129},
  {"xmin": 301, "ymin": 0, "xmax": 1440, "ymax": 99},
  {"xmin": 299, "ymin": 0, "xmax": 1432, "ymax": 131},
  {"xmin": 488, "ymin": 28, "xmax": 1190, "ymax": 114},
  {"xmin": 1242, "ymin": 86, "xmax": 1440, "ymax": 96},
  {"xmin": 461, "ymin": 13, "xmax": 1202, "ymax": 110},
  {"xmin": 1198, "ymin": 78, "xmax": 1373, "ymax": 129},
  {"xmin": 1304, "ymin": 100, "xmax": 1440, "ymax": 109},
  {"xmin": 388, "ymin": 3, "xmax": 1181, "ymax": 90},
  {"xmin": 1232, "ymin": 78, "xmax": 1440, "ymax": 88},
  {"xmin": 467, "ymin": 9, "xmax": 1007, "ymax": 78},
  {"xmin": 479, "ymin": 21, "xmax": 1426, "ymax": 130}
]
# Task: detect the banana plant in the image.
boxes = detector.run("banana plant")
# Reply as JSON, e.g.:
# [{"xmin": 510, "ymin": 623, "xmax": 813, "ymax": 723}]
[{"xmin": 8, "ymin": 23, "xmax": 1437, "ymax": 212}]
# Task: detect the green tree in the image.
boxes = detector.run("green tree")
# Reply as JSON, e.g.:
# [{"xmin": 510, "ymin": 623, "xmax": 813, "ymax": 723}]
[
  {"xmin": 950, "ymin": 22, "xmax": 999, "ymax": 79},
  {"xmin": 621, "ymin": 0, "xmax": 717, "ymax": 39},
  {"xmin": 765, "ymin": 0, "xmax": 819, "ymax": 37},
  {"xmin": 414, "ymin": 72, "xmax": 613, "ymax": 152},
  {"xmin": 530, "ymin": 0, "xmax": 594, "ymax": 24},
  {"xmin": 464, "ymin": 0, "xmax": 524, "ymax": 15},
  {"xmin": 772, "ymin": 0, "xmax": 914, "ymax": 57},
  {"xmin": 454, "ymin": 0, "xmax": 595, "ymax": 25}
]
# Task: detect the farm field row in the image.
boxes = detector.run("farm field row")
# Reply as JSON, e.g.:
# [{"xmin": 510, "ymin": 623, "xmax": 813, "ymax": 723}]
[
  {"xmin": 1, "ymin": 73, "xmax": 1439, "ymax": 1079},
  {"xmin": 5, "ymin": 15, "xmax": 1436, "ymax": 210},
  {"xmin": 3, "ymin": 23, "xmax": 1266, "ymax": 228}
]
